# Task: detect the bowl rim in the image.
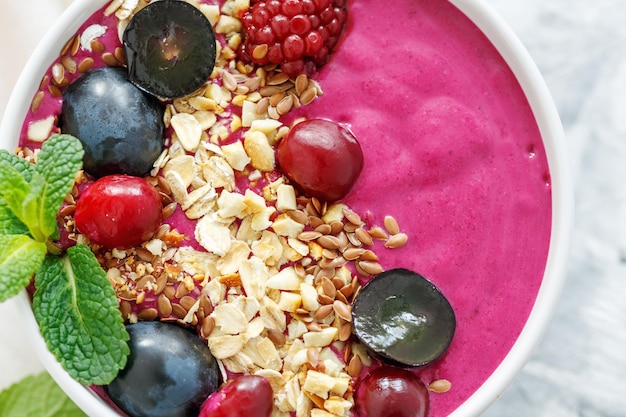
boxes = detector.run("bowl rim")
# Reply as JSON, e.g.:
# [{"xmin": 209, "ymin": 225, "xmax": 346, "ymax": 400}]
[{"xmin": 0, "ymin": 0, "xmax": 573, "ymax": 416}]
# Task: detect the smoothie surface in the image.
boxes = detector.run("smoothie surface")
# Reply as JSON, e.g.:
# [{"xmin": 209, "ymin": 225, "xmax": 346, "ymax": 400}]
[
  {"xmin": 17, "ymin": 1, "xmax": 552, "ymax": 416},
  {"xmin": 291, "ymin": 1, "xmax": 552, "ymax": 415}
]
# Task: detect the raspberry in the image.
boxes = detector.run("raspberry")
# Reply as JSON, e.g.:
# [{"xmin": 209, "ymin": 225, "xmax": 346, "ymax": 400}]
[{"xmin": 241, "ymin": 0, "xmax": 348, "ymax": 78}]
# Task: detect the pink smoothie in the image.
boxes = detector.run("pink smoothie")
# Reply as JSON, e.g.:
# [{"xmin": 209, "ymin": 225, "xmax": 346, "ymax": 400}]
[
  {"xmin": 289, "ymin": 1, "xmax": 551, "ymax": 415},
  {"xmin": 18, "ymin": 1, "xmax": 551, "ymax": 416}
]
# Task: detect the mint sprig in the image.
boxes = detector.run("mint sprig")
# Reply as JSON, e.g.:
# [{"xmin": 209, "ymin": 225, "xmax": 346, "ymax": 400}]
[
  {"xmin": 0, "ymin": 134, "xmax": 129, "ymax": 385},
  {"xmin": 0, "ymin": 372, "xmax": 87, "ymax": 416},
  {"xmin": 34, "ymin": 245, "xmax": 130, "ymax": 385}
]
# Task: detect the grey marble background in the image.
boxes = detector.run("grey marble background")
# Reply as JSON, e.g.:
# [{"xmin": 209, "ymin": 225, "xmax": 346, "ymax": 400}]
[{"xmin": 1, "ymin": 0, "xmax": 626, "ymax": 416}]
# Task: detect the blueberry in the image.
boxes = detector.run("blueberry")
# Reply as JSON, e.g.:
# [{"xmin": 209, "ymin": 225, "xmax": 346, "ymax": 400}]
[
  {"xmin": 123, "ymin": 0, "xmax": 217, "ymax": 99},
  {"xmin": 106, "ymin": 321, "xmax": 222, "ymax": 417},
  {"xmin": 60, "ymin": 67, "xmax": 165, "ymax": 178}
]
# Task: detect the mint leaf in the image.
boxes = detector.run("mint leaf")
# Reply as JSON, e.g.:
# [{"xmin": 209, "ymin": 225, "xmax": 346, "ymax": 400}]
[
  {"xmin": 0, "ymin": 149, "xmax": 35, "ymax": 182},
  {"xmin": 0, "ymin": 198, "xmax": 29, "ymax": 235},
  {"xmin": 0, "ymin": 234, "xmax": 46, "ymax": 302},
  {"xmin": 0, "ymin": 164, "xmax": 36, "ymax": 237},
  {"xmin": 33, "ymin": 134, "xmax": 84, "ymax": 239},
  {"xmin": 0, "ymin": 372, "xmax": 87, "ymax": 417},
  {"xmin": 33, "ymin": 244, "xmax": 129, "ymax": 386}
]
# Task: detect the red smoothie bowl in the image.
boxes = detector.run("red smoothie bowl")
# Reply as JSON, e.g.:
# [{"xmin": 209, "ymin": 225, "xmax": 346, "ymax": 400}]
[{"xmin": 0, "ymin": 0, "xmax": 573, "ymax": 416}]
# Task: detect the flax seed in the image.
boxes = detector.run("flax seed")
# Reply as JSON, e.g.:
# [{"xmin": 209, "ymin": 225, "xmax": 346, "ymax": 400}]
[
  {"xmin": 120, "ymin": 300, "xmax": 132, "ymax": 320},
  {"xmin": 162, "ymin": 202, "xmax": 177, "ymax": 219},
  {"xmin": 368, "ymin": 225, "xmax": 388, "ymax": 240},
  {"xmin": 318, "ymin": 293, "xmax": 334, "ymax": 305},
  {"xmin": 306, "ymin": 347, "xmax": 320, "ymax": 367},
  {"xmin": 268, "ymin": 105, "xmax": 280, "ymax": 119},
  {"xmin": 171, "ymin": 303, "xmax": 187, "ymax": 319},
  {"xmin": 48, "ymin": 84, "xmax": 62, "ymax": 98},
  {"xmin": 138, "ymin": 308, "xmax": 158, "ymax": 321},
  {"xmin": 359, "ymin": 250, "xmax": 378, "ymax": 261},
  {"xmin": 135, "ymin": 247, "xmax": 154, "ymax": 262},
  {"xmin": 276, "ymin": 95, "xmax": 294, "ymax": 115},
  {"xmin": 269, "ymin": 91, "xmax": 285, "ymax": 107},
  {"xmin": 70, "ymin": 34, "xmax": 81, "ymax": 55},
  {"xmin": 317, "ymin": 235, "xmax": 341, "ymax": 250},
  {"xmin": 163, "ymin": 284, "xmax": 176, "ymax": 299},
  {"xmin": 306, "ymin": 321, "xmax": 323, "ymax": 332},
  {"xmin": 314, "ymin": 304, "xmax": 333, "ymax": 321},
  {"xmin": 342, "ymin": 207, "xmax": 362, "ymax": 225},
  {"xmin": 339, "ymin": 283, "xmax": 353, "ymax": 299},
  {"xmin": 180, "ymin": 295, "xmax": 197, "ymax": 311},
  {"xmin": 382, "ymin": 215, "xmax": 400, "ymax": 235},
  {"xmin": 267, "ymin": 328, "xmax": 286, "ymax": 346},
  {"xmin": 355, "ymin": 227, "xmax": 374, "ymax": 246},
  {"xmin": 347, "ymin": 353, "xmax": 362, "ymax": 377},
  {"xmin": 314, "ymin": 223, "xmax": 332, "ymax": 235},
  {"xmin": 298, "ymin": 231, "xmax": 322, "ymax": 241},
  {"xmin": 343, "ymin": 247, "xmax": 365, "ymax": 260},
  {"xmin": 114, "ymin": 47, "xmax": 126, "ymax": 65},
  {"xmin": 333, "ymin": 300, "xmax": 352, "ymax": 322},
  {"xmin": 77, "ymin": 57, "xmax": 95, "ymax": 73},
  {"xmin": 346, "ymin": 232, "xmax": 362, "ymax": 247},
  {"xmin": 299, "ymin": 86, "xmax": 317, "ymax": 105},
  {"xmin": 90, "ymin": 39, "xmax": 105, "ymax": 53},
  {"xmin": 429, "ymin": 379, "xmax": 452, "ymax": 393},
  {"xmin": 59, "ymin": 204, "xmax": 76, "ymax": 217},
  {"xmin": 288, "ymin": 209, "xmax": 308, "ymax": 224},
  {"xmin": 199, "ymin": 294, "xmax": 213, "ymax": 315},
  {"xmin": 31, "ymin": 91, "xmax": 45, "ymax": 112},
  {"xmin": 322, "ymin": 277, "xmax": 337, "ymax": 299},
  {"xmin": 268, "ymin": 71, "xmax": 290, "ymax": 85},
  {"xmin": 357, "ymin": 260, "xmax": 384, "ymax": 276},
  {"xmin": 255, "ymin": 96, "xmax": 270, "ymax": 115},
  {"xmin": 295, "ymin": 73, "xmax": 308, "ymax": 95},
  {"xmin": 136, "ymin": 275, "xmax": 156, "ymax": 290},
  {"xmin": 60, "ymin": 34, "xmax": 77, "ymax": 55},
  {"xmin": 157, "ymin": 294, "xmax": 173, "ymax": 316},
  {"xmin": 320, "ymin": 256, "xmax": 346, "ymax": 270},
  {"xmin": 102, "ymin": 52, "xmax": 120, "ymax": 66},
  {"xmin": 154, "ymin": 273, "xmax": 168, "ymax": 295},
  {"xmin": 385, "ymin": 232, "xmax": 408, "ymax": 248},
  {"xmin": 201, "ymin": 316, "xmax": 215, "ymax": 338}
]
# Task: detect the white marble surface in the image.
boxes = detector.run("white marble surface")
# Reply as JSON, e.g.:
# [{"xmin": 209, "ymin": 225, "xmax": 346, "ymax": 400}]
[{"xmin": 1, "ymin": 0, "xmax": 625, "ymax": 415}]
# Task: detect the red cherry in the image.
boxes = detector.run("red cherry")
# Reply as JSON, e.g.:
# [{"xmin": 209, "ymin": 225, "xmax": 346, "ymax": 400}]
[
  {"xmin": 74, "ymin": 175, "xmax": 162, "ymax": 249},
  {"xmin": 277, "ymin": 119, "xmax": 363, "ymax": 201},
  {"xmin": 199, "ymin": 375, "xmax": 273, "ymax": 417},
  {"xmin": 355, "ymin": 367, "xmax": 430, "ymax": 417}
]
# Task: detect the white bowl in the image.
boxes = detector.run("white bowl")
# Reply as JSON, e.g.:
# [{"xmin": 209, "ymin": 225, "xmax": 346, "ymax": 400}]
[{"xmin": 0, "ymin": 0, "xmax": 573, "ymax": 416}]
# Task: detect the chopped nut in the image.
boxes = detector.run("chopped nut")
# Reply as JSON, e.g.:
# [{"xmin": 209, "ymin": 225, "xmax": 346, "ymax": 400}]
[{"xmin": 244, "ymin": 130, "xmax": 275, "ymax": 171}]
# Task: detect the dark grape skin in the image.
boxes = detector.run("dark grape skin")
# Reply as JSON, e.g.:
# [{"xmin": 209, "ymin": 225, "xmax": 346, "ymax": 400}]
[
  {"xmin": 123, "ymin": 0, "xmax": 217, "ymax": 99},
  {"xmin": 355, "ymin": 367, "xmax": 430, "ymax": 417},
  {"xmin": 351, "ymin": 268, "xmax": 456, "ymax": 368},
  {"xmin": 106, "ymin": 322, "xmax": 222, "ymax": 417},
  {"xmin": 60, "ymin": 67, "xmax": 165, "ymax": 178}
]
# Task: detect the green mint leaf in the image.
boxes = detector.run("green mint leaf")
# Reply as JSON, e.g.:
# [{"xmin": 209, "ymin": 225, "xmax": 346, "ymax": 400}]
[
  {"xmin": 0, "ymin": 149, "xmax": 35, "ymax": 182},
  {"xmin": 33, "ymin": 244, "xmax": 129, "ymax": 386},
  {"xmin": 0, "ymin": 372, "xmax": 87, "ymax": 417},
  {"xmin": 32, "ymin": 134, "xmax": 84, "ymax": 239},
  {"xmin": 0, "ymin": 197, "xmax": 29, "ymax": 235},
  {"xmin": 0, "ymin": 164, "xmax": 37, "ymax": 237},
  {"xmin": 0, "ymin": 234, "xmax": 46, "ymax": 302}
]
